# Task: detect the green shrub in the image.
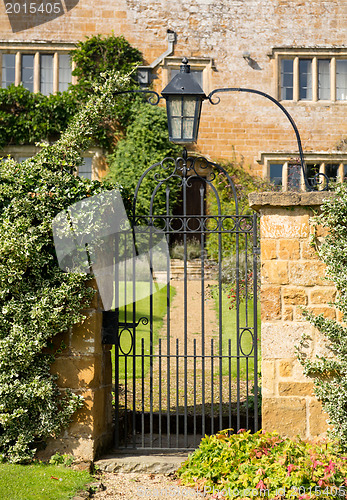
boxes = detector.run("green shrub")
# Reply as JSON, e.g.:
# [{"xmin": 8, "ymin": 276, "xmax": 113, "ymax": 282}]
[
  {"xmin": 177, "ymin": 429, "xmax": 347, "ymax": 499},
  {"xmin": 297, "ymin": 183, "xmax": 347, "ymax": 450},
  {"xmin": 0, "ymin": 85, "xmax": 78, "ymax": 148},
  {"xmin": 0, "ymin": 71, "xmax": 131, "ymax": 463},
  {"xmin": 106, "ymin": 101, "xmax": 181, "ymax": 215}
]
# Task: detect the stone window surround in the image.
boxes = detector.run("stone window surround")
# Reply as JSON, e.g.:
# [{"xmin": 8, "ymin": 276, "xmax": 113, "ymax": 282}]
[
  {"xmin": 258, "ymin": 151, "xmax": 347, "ymax": 191},
  {"xmin": 161, "ymin": 56, "xmax": 215, "ymax": 95},
  {"xmin": 270, "ymin": 47, "xmax": 347, "ymax": 102},
  {"xmin": 0, "ymin": 145, "xmax": 102, "ymax": 180},
  {"xmin": 0, "ymin": 40, "xmax": 76, "ymax": 93}
]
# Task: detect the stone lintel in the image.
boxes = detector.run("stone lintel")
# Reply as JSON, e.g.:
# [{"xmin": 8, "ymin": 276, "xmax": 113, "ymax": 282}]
[{"xmin": 249, "ymin": 191, "xmax": 334, "ymax": 211}]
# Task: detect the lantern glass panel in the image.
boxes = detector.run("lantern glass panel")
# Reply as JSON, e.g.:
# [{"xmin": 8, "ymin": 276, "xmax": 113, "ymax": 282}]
[
  {"xmin": 171, "ymin": 117, "xmax": 181, "ymax": 139},
  {"xmin": 183, "ymin": 118, "xmax": 194, "ymax": 140},
  {"xmin": 183, "ymin": 97, "xmax": 196, "ymax": 116},
  {"xmin": 169, "ymin": 97, "xmax": 182, "ymax": 117}
]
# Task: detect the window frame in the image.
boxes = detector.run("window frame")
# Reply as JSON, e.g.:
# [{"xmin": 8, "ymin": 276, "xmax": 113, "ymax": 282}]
[
  {"xmin": 271, "ymin": 48, "xmax": 347, "ymax": 103},
  {"xmin": 0, "ymin": 41, "xmax": 76, "ymax": 94},
  {"xmin": 258, "ymin": 151, "xmax": 347, "ymax": 190},
  {"xmin": 0, "ymin": 146, "xmax": 103, "ymax": 180}
]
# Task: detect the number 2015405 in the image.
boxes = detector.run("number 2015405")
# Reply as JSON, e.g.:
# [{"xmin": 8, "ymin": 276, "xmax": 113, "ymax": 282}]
[{"xmin": 5, "ymin": 3, "xmax": 63, "ymax": 14}]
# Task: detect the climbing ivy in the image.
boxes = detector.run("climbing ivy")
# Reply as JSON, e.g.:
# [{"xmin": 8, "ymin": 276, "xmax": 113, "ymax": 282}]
[{"xmin": 297, "ymin": 183, "xmax": 347, "ymax": 450}]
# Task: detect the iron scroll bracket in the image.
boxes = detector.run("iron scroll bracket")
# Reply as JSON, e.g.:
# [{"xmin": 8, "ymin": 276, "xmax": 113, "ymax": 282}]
[
  {"xmin": 207, "ymin": 87, "xmax": 329, "ymax": 192},
  {"xmin": 102, "ymin": 310, "xmax": 148, "ymax": 345}
]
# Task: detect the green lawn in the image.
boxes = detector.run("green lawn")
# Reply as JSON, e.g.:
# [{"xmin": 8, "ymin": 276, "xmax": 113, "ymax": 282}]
[
  {"xmin": 214, "ymin": 289, "xmax": 261, "ymax": 378},
  {"xmin": 0, "ymin": 463, "xmax": 92, "ymax": 500},
  {"xmin": 112, "ymin": 282, "xmax": 175, "ymax": 380}
]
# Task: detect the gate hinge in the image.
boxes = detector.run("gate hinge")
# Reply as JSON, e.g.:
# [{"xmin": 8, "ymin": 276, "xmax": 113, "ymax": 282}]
[{"xmin": 253, "ymin": 246, "xmax": 260, "ymax": 255}]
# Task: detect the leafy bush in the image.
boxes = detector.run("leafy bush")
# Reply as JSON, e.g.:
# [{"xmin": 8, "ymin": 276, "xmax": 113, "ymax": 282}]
[
  {"xmin": 297, "ymin": 183, "xmax": 347, "ymax": 450},
  {"xmin": 106, "ymin": 101, "xmax": 181, "ymax": 215},
  {"xmin": 0, "ymin": 85, "xmax": 78, "ymax": 148},
  {"xmin": 0, "ymin": 71, "xmax": 131, "ymax": 463},
  {"xmin": 177, "ymin": 429, "xmax": 347, "ymax": 499}
]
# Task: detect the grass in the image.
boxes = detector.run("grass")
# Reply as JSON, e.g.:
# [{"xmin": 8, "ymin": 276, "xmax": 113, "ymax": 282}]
[
  {"xmin": 112, "ymin": 282, "xmax": 175, "ymax": 381},
  {"xmin": 0, "ymin": 463, "xmax": 92, "ymax": 500},
  {"xmin": 213, "ymin": 287, "xmax": 261, "ymax": 378}
]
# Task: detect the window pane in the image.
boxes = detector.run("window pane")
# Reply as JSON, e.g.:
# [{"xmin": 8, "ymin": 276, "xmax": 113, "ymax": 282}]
[
  {"xmin": 280, "ymin": 59, "xmax": 293, "ymax": 100},
  {"xmin": 79, "ymin": 157, "xmax": 92, "ymax": 179},
  {"xmin": 325, "ymin": 163, "xmax": 339, "ymax": 180},
  {"xmin": 21, "ymin": 54, "xmax": 34, "ymax": 92},
  {"xmin": 299, "ymin": 59, "xmax": 312, "ymax": 100},
  {"xmin": 288, "ymin": 163, "xmax": 301, "ymax": 191},
  {"xmin": 2, "ymin": 54, "xmax": 15, "ymax": 88},
  {"xmin": 336, "ymin": 60, "xmax": 347, "ymax": 100},
  {"xmin": 318, "ymin": 59, "xmax": 330, "ymax": 100},
  {"xmin": 269, "ymin": 163, "xmax": 283, "ymax": 187},
  {"xmin": 40, "ymin": 54, "xmax": 53, "ymax": 95},
  {"xmin": 306, "ymin": 164, "xmax": 320, "ymax": 185},
  {"xmin": 58, "ymin": 54, "xmax": 72, "ymax": 92}
]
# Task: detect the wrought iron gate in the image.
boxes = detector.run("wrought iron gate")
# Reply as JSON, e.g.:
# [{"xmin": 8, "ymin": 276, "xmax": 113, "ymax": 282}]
[{"xmin": 103, "ymin": 151, "xmax": 259, "ymax": 450}]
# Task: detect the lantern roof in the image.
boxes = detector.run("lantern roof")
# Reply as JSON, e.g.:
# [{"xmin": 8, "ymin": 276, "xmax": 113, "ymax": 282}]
[{"xmin": 161, "ymin": 58, "xmax": 207, "ymax": 97}]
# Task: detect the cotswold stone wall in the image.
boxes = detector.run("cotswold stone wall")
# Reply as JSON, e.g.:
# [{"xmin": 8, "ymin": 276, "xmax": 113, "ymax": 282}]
[
  {"xmin": 2, "ymin": 1, "xmax": 347, "ymax": 174},
  {"xmin": 249, "ymin": 192, "xmax": 335, "ymax": 439},
  {"xmin": 40, "ymin": 282, "xmax": 113, "ymax": 462}
]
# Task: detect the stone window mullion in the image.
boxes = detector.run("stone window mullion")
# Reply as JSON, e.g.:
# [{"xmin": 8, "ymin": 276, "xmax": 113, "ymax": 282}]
[
  {"xmin": 293, "ymin": 57, "xmax": 299, "ymax": 101},
  {"xmin": 312, "ymin": 57, "xmax": 318, "ymax": 102},
  {"xmin": 34, "ymin": 52, "xmax": 40, "ymax": 93},
  {"xmin": 15, "ymin": 51, "xmax": 21, "ymax": 86},
  {"xmin": 331, "ymin": 57, "xmax": 336, "ymax": 101},
  {"xmin": 53, "ymin": 52, "xmax": 59, "ymax": 93}
]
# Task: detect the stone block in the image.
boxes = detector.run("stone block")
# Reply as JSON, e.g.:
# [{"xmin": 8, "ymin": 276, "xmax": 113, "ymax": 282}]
[
  {"xmin": 283, "ymin": 307, "xmax": 293, "ymax": 321},
  {"xmin": 261, "ymin": 286, "xmax": 281, "ymax": 320},
  {"xmin": 297, "ymin": 306, "xmax": 336, "ymax": 321},
  {"xmin": 278, "ymin": 240, "xmax": 300, "ymax": 260},
  {"xmin": 70, "ymin": 311, "xmax": 103, "ymax": 355},
  {"xmin": 261, "ymin": 214, "xmax": 310, "ymax": 239},
  {"xmin": 301, "ymin": 241, "xmax": 318, "ymax": 260},
  {"xmin": 289, "ymin": 261, "xmax": 327, "ymax": 286},
  {"xmin": 51, "ymin": 355, "xmax": 102, "ymax": 389},
  {"xmin": 310, "ymin": 287, "xmax": 336, "ymax": 304},
  {"xmin": 68, "ymin": 389, "xmax": 111, "ymax": 438},
  {"xmin": 261, "ymin": 240, "xmax": 277, "ymax": 260},
  {"xmin": 278, "ymin": 381, "xmax": 314, "ymax": 396},
  {"xmin": 309, "ymin": 399, "xmax": 330, "ymax": 437},
  {"xmin": 262, "ymin": 261, "xmax": 289, "ymax": 285},
  {"xmin": 262, "ymin": 397, "xmax": 307, "ymax": 437},
  {"xmin": 279, "ymin": 360, "xmax": 293, "ymax": 377},
  {"xmin": 262, "ymin": 359, "xmax": 276, "ymax": 396},
  {"xmin": 262, "ymin": 322, "xmax": 313, "ymax": 359},
  {"xmin": 283, "ymin": 287, "xmax": 307, "ymax": 305}
]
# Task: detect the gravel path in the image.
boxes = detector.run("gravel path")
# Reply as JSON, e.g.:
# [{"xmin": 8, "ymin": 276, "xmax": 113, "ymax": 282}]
[{"xmin": 91, "ymin": 471, "xmax": 206, "ymax": 499}]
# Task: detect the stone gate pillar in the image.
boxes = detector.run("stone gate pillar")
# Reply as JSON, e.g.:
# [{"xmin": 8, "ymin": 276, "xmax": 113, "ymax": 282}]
[
  {"xmin": 38, "ymin": 281, "xmax": 113, "ymax": 463},
  {"xmin": 249, "ymin": 192, "xmax": 335, "ymax": 439}
]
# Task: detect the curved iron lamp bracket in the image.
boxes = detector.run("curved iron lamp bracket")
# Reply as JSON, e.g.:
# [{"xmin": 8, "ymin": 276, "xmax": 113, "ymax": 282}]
[
  {"xmin": 113, "ymin": 88, "xmax": 162, "ymax": 106},
  {"xmin": 207, "ymin": 88, "xmax": 329, "ymax": 191}
]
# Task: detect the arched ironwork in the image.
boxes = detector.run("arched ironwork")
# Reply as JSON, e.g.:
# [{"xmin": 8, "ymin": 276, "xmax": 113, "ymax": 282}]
[{"xmin": 112, "ymin": 150, "xmax": 259, "ymax": 450}]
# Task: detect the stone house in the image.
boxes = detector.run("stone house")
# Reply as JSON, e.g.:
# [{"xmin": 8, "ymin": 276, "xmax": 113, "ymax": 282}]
[{"xmin": 1, "ymin": 0, "xmax": 347, "ymax": 185}]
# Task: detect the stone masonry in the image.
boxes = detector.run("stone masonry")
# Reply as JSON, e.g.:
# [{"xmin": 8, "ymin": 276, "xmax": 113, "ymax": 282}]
[
  {"xmin": 1, "ymin": 1, "xmax": 347, "ymax": 176},
  {"xmin": 39, "ymin": 281, "xmax": 113, "ymax": 462},
  {"xmin": 249, "ymin": 191, "xmax": 337, "ymax": 439}
]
